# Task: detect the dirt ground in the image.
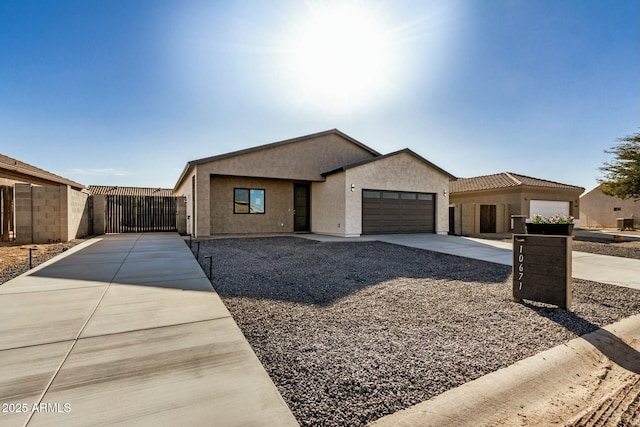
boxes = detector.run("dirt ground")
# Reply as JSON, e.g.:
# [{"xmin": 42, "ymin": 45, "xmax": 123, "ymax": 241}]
[{"xmin": 0, "ymin": 238, "xmax": 90, "ymax": 284}]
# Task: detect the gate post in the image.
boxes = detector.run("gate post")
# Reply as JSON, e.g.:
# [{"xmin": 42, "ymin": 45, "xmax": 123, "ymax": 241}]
[
  {"xmin": 92, "ymin": 195, "xmax": 106, "ymax": 235},
  {"xmin": 176, "ymin": 196, "xmax": 187, "ymax": 235}
]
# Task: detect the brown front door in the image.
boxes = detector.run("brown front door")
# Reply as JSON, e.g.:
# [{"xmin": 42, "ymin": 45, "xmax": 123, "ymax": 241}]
[
  {"xmin": 294, "ymin": 183, "xmax": 310, "ymax": 232},
  {"xmin": 480, "ymin": 205, "xmax": 496, "ymax": 233}
]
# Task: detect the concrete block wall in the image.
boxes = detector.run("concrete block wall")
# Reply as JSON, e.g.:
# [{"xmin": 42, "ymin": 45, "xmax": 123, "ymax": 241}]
[
  {"xmin": 92, "ymin": 195, "xmax": 106, "ymax": 235},
  {"xmin": 176, "ymin": 196, "xmax": 187, "ymax": 235},
  {"xmin": 14, "ymin": 184, "xmax": 33, "ymax": 243},
  {"xmin": 14, "ymin": 184, "xmax": 92, "ymax": 243},
  {"xmin": 66, "ymin": 188, "xmax": 91, "ymax": 240}
]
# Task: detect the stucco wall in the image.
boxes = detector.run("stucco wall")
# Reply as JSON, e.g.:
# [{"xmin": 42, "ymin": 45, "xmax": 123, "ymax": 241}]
[
  {"xmin": 311, "ymin": 173, "xmax": 346, "ymax": 236},
  {"xmin": 343, "ymin": 152, "xmax": 451, "ymax": 235},
  {"xmin": 209, "ymin": 175, "xmax": 294, "ymax": 234},
  {"xmin": 184, "ymin": 133, "xmax": 376, "ymax": 237},
  {"xmin": 580, "ymin": 187, "xmax": 639, "ymax": 228}
]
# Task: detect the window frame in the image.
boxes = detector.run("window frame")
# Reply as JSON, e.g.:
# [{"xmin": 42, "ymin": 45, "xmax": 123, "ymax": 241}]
[{"xmin": 233, "ymin": 187, "xmax": 266, "ymax": 214}]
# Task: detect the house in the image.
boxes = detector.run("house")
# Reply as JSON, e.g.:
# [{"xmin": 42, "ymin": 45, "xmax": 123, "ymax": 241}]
[
  {"xmin": 173, "ymin": 129, "xmax": 455, "ymax": 238},
  {"xmin": 1, "ymin": 153, "xmax": 90, "ymax": 243},
  {"xmin": 449, "ymin": 172, "xmax": 584, "ymax": 235},
  {"xmin": 580, "ymin": 185, "xmax": 638, "ymax": 229}
]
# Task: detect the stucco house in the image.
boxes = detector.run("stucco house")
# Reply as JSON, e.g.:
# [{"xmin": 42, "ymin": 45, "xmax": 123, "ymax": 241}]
[
  {"xmin": 173, "ymin": 129, "xmax": 455, "ymax": 238},
  {"xmin": 1, "ymin": 153, "xmax": 90, "ymax": 243},
  {"xmin": 449, "ymin": 172, "xmax": 584, "ymax": 235},
  {"xmin": 580, "ymin": 185, "xmax": 638, "ymax": 229}
]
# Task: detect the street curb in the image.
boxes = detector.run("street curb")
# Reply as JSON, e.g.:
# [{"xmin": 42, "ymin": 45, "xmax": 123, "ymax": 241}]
[{"xmin": 369, "ymin": 314, "xmax": 640, "ymax": 427}]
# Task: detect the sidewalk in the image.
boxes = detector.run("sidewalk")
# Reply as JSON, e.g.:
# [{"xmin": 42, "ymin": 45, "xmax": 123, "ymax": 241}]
[{"xmin": 0, "ymin": 233, "xmax": 297, "ymax": 427}]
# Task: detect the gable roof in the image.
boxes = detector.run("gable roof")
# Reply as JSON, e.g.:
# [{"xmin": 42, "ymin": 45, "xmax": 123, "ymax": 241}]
[
  {"xmin": 321, "ymin": 148, "xmax": 456, "ymax": 179},
  {"xmin": 450, "ymin": 172, "xmax": 584, "ymax": 193},
  {"xmin": 174, "ymin": 129, "xmax": 381, "ymax": 191},
  {"xmin": 88, "ymin": 185, "xmax": 174, "ymax": 197},
  {"xmin": 0, "ymin": 153, "xmax": 85, "ymax": 190}
]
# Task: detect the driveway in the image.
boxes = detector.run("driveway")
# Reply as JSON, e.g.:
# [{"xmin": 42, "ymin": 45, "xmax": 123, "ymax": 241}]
[
  {"xmin": 302, "ymin": 233, "xmax": 640, "ymax": 290},
  {"xmin": 0, "ymin": 233, "xmax": 296, "ymax": 427}
]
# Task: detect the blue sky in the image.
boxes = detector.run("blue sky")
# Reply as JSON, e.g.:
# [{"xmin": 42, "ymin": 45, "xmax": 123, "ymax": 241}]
[{"xmin": 1, "ymin": 0, "xmax": 638, "ymax": 192}]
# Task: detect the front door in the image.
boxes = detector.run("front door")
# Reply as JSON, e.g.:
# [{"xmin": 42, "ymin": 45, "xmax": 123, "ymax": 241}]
[
  {"xmin": 480, "ymin": 204, "xmax": 497, "ymax": 233},
  {"xmin": 294, "ymin": 183, "xmax": 310, "ymax": 232}
]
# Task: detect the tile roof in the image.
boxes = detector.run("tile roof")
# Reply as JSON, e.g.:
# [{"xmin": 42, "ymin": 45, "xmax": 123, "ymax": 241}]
[
  {"xmin": 450, "ymin": 172, "xmax": 584, "ymax": 193},
  {"xmin": 0, "ymin": 153, "xmax": 85, "ymax": 189},
  {"xmin": 88, "ymin": 185, "xmax": 174, "ymax": 197}
]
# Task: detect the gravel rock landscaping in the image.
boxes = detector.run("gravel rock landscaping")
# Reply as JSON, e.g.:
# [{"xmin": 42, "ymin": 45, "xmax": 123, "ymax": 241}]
[
  {"xmin": 196, "ymin": 236, "xmax": 640, "ymax": 427},
  {"xmin": 573, "ymin": 239, "xmax": 639, "ymax": 260}
]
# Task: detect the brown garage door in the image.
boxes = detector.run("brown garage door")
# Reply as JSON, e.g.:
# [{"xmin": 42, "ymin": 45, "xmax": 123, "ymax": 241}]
[{"xmin": 362, "ymin": 190, "xmax": 435, "ymax": 234}]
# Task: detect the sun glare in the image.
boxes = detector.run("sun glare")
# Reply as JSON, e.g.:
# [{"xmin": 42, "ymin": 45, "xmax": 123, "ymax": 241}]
[{"xmin": 288, "ymin": 3, "xmax": 394, "ymax": 112}]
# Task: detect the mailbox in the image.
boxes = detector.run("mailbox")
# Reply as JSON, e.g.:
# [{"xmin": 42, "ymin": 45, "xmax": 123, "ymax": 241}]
[{"xmin": 513, "ymin": 234, "xmax": 572, "ymax": 310}]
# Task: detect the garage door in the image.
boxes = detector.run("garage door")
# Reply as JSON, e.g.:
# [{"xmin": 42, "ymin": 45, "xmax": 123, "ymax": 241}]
[
  {"xmin": 529, "ymin": 200, "xmax": 570, "ymax": 219},
  {"xmin": 362, "ymin": 190, "xmax": 435, "ymax": 234}
]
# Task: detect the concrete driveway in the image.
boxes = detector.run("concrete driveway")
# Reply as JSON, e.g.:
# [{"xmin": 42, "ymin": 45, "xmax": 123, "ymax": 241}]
[
  {"xmin": 302, "ymin": 233, "xmax": 640, "ymax": 290},
  {"xmin": 0, "ymin": 233, "xmax": 297, "ymax": 427}
]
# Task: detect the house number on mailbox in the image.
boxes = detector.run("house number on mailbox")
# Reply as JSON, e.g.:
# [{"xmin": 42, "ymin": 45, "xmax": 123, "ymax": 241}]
[{"xmin": 517, "ymin": 245, "xmax": 524, "ymax": 290}]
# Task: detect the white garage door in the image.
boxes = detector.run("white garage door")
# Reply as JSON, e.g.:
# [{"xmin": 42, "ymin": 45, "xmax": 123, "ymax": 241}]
[{"xmin": 529, "ymin": 200, "xmax": 570, "ymax": 218}]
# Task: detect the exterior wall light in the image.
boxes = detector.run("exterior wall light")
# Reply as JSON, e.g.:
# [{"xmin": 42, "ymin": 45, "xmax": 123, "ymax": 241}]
[
  {"xmin": 351, "ymin": 184, "xmax": 355, "ymax": 192},
  {"xmin": 443, "ymin": 189, "xmax": 448, "ymax": 196}
]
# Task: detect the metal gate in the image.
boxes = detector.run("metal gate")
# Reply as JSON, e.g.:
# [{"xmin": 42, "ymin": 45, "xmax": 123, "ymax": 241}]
[{"xmin": 105, "ymin": 195, "xmax": 177, "ymax": 233}]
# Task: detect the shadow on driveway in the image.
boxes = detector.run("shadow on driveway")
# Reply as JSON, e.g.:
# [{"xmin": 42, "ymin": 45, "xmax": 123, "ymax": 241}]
[{"xmin": 197, "ymin": 237, "xmax": 512, "ymax": 305}]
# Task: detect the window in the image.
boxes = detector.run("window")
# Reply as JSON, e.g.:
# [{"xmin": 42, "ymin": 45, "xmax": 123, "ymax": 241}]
[
  {"xmin": 401, "ymin": 192, "xmax": 417, "ymax": 200},
  {"xmin": 614, "ymin": 207, "xmax": 622, "ymax": 212},
  {"xmin": 234, "ymin": 188, "xmax": 265, "ymax": 214},
  {"xmin": 418, "ymin": 194, "xmax": 433, "ymax": 200},
  {"xmin": 382, "ymin": 192, "xmax": 399, "ymax": 199},
  {"xmin": 363, "ymin": 190, "xmax": 381, "ymax": 198}
]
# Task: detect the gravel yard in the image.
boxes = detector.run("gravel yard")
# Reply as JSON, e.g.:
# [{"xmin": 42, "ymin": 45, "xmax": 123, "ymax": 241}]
[
  {"xmin": 573, "ymin": 239, "xmax": 639, "ymax": 259},
  {"xmin": 0, "ymin": 238, "xmax": 90, "ymax": 285},
  {"xmin": 196, "ymin": 237, "xmax": 640, "ymax": 427}
]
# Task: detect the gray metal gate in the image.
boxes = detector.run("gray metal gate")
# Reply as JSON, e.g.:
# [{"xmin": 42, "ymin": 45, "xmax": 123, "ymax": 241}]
[{"xmin": 105, "ymin": 195, "xmax": 177, "ymax": 233}]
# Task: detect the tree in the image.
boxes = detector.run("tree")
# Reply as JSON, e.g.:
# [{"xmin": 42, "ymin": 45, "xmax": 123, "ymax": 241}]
[{"xmin": 598, "ymin": 132, "xmax": 640, "ymax": 200}]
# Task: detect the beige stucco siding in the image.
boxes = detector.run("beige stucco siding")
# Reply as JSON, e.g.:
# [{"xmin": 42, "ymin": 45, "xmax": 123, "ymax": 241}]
[
  {"xmin": 450, "ymin": 187, "xmax": 583, "ymax": 234},
  {"xmin": 580, "ymin": 187, "xmax": 639, "ymax": 228},
  {"xmin": 343, "ymin": 152, "xmax": 451, "ymax": 235},
  {"xmin": 209, "ymin": 175, "xmax": 294, "ymax": 234},
  {"xmin": 311, "ymin": 173, "xmax": 347, "ymax": 236},
  {"xmin": 183, "ymin": 133, "xmax": 375, "ymax": 237}
]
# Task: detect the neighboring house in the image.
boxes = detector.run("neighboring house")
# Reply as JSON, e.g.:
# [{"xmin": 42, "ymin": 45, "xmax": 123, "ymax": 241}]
[
  {"xmin": 580, "ymin": 185, "xmax": 638, "ymax": 229},
  {"xmin": 173, "ymin": 129, "xmax": 455, "ymax": 238},
  {"xmin": 449, "ymin": 172, "xmax": 584, "ymax": 235},
  {"xmin": 89, "ymin": 185, "xmax": 174, "ymax": 197},
  {"xmin": 0, "ymin": 153, "xmax": 90, "ymax": 243}
]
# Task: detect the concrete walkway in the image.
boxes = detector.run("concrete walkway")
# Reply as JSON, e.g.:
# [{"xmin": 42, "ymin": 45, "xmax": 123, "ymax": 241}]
[
  {"xmin": 0, "ymin": 233, "xmax": 297, "ymax": 427},
  {"xmin": 301, "ymin": 233, "xmax": 640, "ymax": 290}
]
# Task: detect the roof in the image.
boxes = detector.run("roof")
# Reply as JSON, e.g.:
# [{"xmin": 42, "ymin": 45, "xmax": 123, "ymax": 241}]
[
  {"xmin": 88, "ymin": 185, "xmax": 174, "ymax": 197},
  {"xmin": 450, "ymin": 172, "xmax": 584, "ymax": 193},
  {"xmin": 174, "ymin": 129, "xmax": 381, "ymax": 191},
  {"xmin": 0, "ymin": 153, "xmax": 85, "ymax": 190},
  {"xmin": 321, "ymin": 148, "xmax": 456, "ymax": 179}
]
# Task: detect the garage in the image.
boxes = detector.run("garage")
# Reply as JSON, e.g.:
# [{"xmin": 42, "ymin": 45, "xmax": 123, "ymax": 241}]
[
  {"xmin": 529, "ymin": 200, "xmax": 570, "ymax": 219},
  {"xmin": 362, "ymin": 190, "xmax": 435, "ymax": 234}
]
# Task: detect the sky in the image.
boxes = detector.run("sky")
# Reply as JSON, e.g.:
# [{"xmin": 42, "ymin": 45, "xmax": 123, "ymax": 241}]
[{"xmin": 1, "ymin": 0, "xmax": 638, "ymax": 193}]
